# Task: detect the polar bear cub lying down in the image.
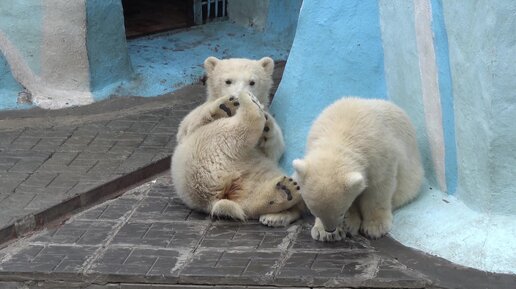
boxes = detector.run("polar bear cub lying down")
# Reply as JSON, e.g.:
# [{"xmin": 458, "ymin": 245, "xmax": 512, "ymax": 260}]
[
  {"xmin": 293, "ymin": 97, "xmax": 423, "ymax": 241},
  {"xmin": 172, "ymin": 91, "xmax": 303, "ymax": 225}
]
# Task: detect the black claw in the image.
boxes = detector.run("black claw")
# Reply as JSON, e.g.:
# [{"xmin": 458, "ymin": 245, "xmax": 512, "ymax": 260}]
[{"xmin": 219, "ymin": 104, "xmax": 232, "ymax": 116}]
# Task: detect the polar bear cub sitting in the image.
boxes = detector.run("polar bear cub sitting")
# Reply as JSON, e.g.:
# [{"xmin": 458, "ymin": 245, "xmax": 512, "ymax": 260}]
[
  {"xmin": 293, "ymin": 97, "xmax": 423, "ymax": 241},
  {"xmin": 177, "ymin": 56, "xmax": 285, "ymax": 162},
  {"xmin": 172, "ymin": 91, "xmax": 302, "ymax": 224}
]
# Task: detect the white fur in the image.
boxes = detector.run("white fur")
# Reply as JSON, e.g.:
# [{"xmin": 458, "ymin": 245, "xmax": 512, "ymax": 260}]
[
  {"xmin": 172, "ymin": 91, "xmax": 303, "ymax": 224},
  {"xmin": 179, "ymin": 56, "xmax": 285, "ymax": 162},
  {"xmin": 293, "ymin": 97, "xmax": 423, "ymax": 240}
]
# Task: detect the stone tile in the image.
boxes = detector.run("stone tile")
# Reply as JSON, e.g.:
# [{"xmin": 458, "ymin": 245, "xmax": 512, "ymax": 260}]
[
  {"xmin": 141, "ymin": 134, "xmax": 171, "ymax": 147},
  {"xmin": 131, "ymin": 197, "xmax": 203, "ymax": 222},
  {"xmin": 116, "ymin": 152, "xmax": 156, "ymax": 173},
  {"xmin": 21, "ymin": 172, "xmax": 58, "ymax": 187},
  {"xmin": 275, "ymin": 251, "xmax": 381, "ymax": 287},
  {"xmin": 182, "ymin": 250, "xmax": 280, "ymax": 279},
  {"xmin": 8, "ymin": 137, "xmax": 41, "ymax": 150},
  {"xmin": 8, "ymin": 159, "xmax": 45, "ymax": 173},
  {"xmin": 112, "ymin": 222, "xmax": 207, "ymax": 248},
  {"xmin": 0, "ymin": 245, "xmax": 95, "ymax": 274},
  {"xmin": 91, "ymin": 248, "xmax": 179, "ymax": 277},
  {"xmin": 31, "ymin": 137, "xmax": 67, "ymax": 151},
  {"xmin": 199, "ymin": 222, "xmax": 290, "ymax": 249},
  {"xmin": 76, "ymin": 198, "xmax": 138, "ymax": 221},
  {"xmin": 31, "ymin": 220, "xmax": 116, "ymax": 245}
]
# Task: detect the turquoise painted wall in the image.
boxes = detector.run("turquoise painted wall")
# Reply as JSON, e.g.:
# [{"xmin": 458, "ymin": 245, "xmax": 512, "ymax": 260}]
[
  {"xmin": 0, "ymin": 0, "xmax": 42, "ymax": 75},
  {"xmin": 271, "ymin": 0, "xmax": 387, "ymax": 173},
  {"xmin": 86, "ymin": 0, "xmax": 133, "ymax": 100},
  {"xmin": 379, "ymin": 0, "xmax": 436, "ymax": 187},
  {"xmin": 0, "ymin": 52, "xmax": 24, "ymax": 109},
  {"xmin": 443, "ymin": 0, "xmax": 516, "ymax": 214}
]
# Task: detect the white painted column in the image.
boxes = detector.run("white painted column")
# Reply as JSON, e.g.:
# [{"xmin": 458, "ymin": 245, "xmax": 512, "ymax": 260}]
[{"xmin": 414, "ymin": 0, "xmax": 447, "ymax": 192}]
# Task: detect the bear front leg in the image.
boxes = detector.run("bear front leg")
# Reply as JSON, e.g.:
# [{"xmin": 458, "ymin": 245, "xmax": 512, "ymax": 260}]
[
  {"xmin": 229, "ymin": 91, "xmax": 267, "ymax": 148},
  {"xmin": 359, "ymin": 185, "xmax": 395, "ymax": 239},
  {"xmin": 343, "ymin": 200, "xmax": 362, "ymax": 236},
  {"xmin": 257, "ymin": 112, "xmax": 285, "ymax": 162},
  {"xmin": 176, "ymin": 96, "xmax": 240, "ymax": 142}
]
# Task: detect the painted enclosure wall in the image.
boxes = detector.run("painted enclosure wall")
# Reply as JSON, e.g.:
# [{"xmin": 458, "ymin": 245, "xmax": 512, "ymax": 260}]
[
  {"xmin": 271, "ymin": 0, "xmax": 387, "ymax": 172},
  {"xmin": 443, "ymin": 0, "xmax": 516, "ymax": 215},
  {"xmin": 272, "ymin": 0, "xmax": 516, "ymax": 273}
]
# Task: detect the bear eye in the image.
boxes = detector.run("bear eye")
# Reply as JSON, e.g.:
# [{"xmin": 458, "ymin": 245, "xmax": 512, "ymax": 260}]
[
  {"xmin": 225, "ymin": 79, "xmax": 232, "ymax": 85},
  {"xmin": 249, "ymin": 80, "xmax": 255, "ymax": 86}
]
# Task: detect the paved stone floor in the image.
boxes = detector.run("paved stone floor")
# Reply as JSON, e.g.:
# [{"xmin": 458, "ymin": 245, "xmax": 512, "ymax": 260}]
[{"xmin": 0, "ymin": 176, "xmax": 430, "ymax": 289}]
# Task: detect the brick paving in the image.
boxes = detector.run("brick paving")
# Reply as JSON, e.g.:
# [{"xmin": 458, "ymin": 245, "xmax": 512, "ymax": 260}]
[
  {"xmin": 0, "ymin": 103, "xmax": 196, "ymax": 236},
  {"xmin": 0, "ymin": 176, "xmax": 431, "ymax": 288}
]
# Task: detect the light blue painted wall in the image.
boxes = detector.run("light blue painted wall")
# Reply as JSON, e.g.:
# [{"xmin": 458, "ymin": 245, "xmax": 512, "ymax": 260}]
[
  {"xmin": 443, "ymin": 0, "xmax": 516, "ymax": 214},
  {"xmin": 378, "ymin": 0, "xmax": 436, "ymax": 188},
  {"xmin": 86, "ymin": 0, "xmax": 133, "ymax": 100},
  {"xmin": 271, "ymin": 0, "xmax": 387, "ymax": 173},
  {"xmin": 264, "ymin": 0, "xmax": 303, "ymax": 47},
  {"xmin": 0, "ymin": 52, "xmax": 24, "ymax": 109},
  {"xmin": 0, "ymin": 0, "xmax": 42, "ymax": 75}
]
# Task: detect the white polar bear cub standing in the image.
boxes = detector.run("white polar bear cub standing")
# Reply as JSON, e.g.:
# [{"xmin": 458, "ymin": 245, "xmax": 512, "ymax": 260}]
[
  {"xmin": 293, "ymin": 97, "xmax": 423, "ymax": 241},
  {"xmin": 177, "ymin": 56, "xmax": 285, "ymax": 162}
]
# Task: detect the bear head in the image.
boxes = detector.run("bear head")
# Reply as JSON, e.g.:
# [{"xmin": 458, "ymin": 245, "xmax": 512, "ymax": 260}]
[
  {"xmin": 292, "ymin": 156, "xmax": 366, "ymax": 233},
  {"xmin": 204, "ymin": 56, "xmax": 274, "ymax": 107}
]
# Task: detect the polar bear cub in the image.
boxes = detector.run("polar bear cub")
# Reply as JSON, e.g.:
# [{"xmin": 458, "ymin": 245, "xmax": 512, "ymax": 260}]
[
  {"xmin": 292, "ymin": 97, "xmax": 423, "ymax": 241},
  {"xmin": 177, "ymin": 56, "xmax": 285, "ymax": 162},
  {"xmin": 172, "ymin": 91, "xmax": 303, "ymax": 224}
]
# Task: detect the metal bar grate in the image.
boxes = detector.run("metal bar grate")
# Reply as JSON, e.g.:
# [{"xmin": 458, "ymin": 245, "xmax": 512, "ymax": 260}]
[{"xmin": 193, "ymin": 0, "xmax": 228, "ymax": 25}]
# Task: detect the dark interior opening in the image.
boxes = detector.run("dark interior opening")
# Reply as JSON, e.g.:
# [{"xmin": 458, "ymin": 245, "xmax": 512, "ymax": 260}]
[{"xmin": 122, "ymin": 0, "xmax": 194, "ymax": 39}]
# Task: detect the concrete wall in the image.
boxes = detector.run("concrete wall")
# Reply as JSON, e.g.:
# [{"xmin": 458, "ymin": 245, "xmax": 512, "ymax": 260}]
[
  {"xmin": 0, "ymin": 0, "xmax": 134, "ymax": 109},
  {"xmin": 271, "ymin": 0, "xmax": 516, "ymax": 273},
  {"xmin": 228, "ymin": 0, "xmax": 302, "ymax": 47},
  {"xmin": 271, "ymin": 0, "xmax": 387, "ymax": 175},
  {"xmin": 443, "ymin": 0, "xmax": 516, "ymax": 215},
  {"xmin": 86, "ymin": 0, "xmax": 133, "ymax": 100}
]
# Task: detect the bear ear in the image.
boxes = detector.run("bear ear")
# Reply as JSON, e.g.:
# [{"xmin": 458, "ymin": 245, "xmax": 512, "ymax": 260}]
[
  {"xmin": 344, "ymin": 172, "xmax": 366, "ymax": 193},
  {"xmin": 292, "ymin": 159, "xmax": 307, "ymax": 177},
  {"xmin": 204, "ymin": 57, "xmax": 220, "ymax": 74},
  {"xmin": 259, "ymin": 57, "xmax": 274, "ymax": 75}
]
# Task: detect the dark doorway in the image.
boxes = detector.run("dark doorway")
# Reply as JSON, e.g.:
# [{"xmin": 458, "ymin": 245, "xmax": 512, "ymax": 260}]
[{"xmin": 122, "ymin": 0, "xmax": 194, "ymax": 39}]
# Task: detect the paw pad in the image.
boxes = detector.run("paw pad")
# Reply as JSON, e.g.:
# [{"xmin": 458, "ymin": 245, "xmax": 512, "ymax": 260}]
[
  {"xmin": 217, "ymin": 96, "xmax": 240, "ymax": 117},
  {"xmin": 276, "ymin": 176, "xmax": 300, "ymax": 201}
]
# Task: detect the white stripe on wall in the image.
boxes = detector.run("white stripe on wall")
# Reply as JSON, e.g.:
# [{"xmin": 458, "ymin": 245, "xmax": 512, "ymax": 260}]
[{"xmin": 414, "ymin": 0, "xmax": 447, "ymax": 192}]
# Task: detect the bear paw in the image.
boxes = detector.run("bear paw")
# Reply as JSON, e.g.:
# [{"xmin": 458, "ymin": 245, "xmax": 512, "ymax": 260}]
[
  {"xmin": 259, "ymin": 212, "xmax": 294, "ymax": 227},
  {"xmin": 311, "ymin": 223, "xmax": 345, "ymax": 242},
  {"xmin": 360, "ymin": 218, "xmax": 392, "ymax": 239},
  {"xmin": 259, "ymin": 112, "xmax": 274, "ymax": 144},
  {"xmin": 275, "ymin": 176, "xmax": 300, "ymax": 201},
  {"xmin": 343, "ymin": 211, "xmax": 361, "ymax": 236},
  {"xmin": 211, "ymin": 95, "xmax": 240, "ymax": 119}
]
